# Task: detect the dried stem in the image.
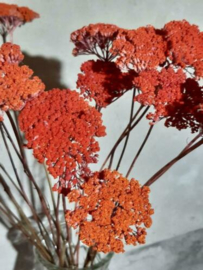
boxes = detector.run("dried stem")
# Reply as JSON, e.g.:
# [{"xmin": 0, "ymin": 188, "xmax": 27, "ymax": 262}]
[
  {"xmin": 116, "ymin": 88, "xmax": 136, "ymax": 170},
  {"xmin": 144, "ymin": 136, "xmax": 203, "ymax": 187},
  {"xmin": 0, "ymin": 173, "xmax": 53, "ymax": 261},
  {"xmin": 0, "ymin": 123, "xmax": 55, "ymax": 245},
  {"xmin": 100, "ymin": 104, "xmax": 147, "ymax": 170},
  {"xmin": 2, "ymin": 119, "xmax": 56, "ymax": 242},
  {"xmin": 126, "ymin": 125, "xmax": 154, "ymax": 178}
]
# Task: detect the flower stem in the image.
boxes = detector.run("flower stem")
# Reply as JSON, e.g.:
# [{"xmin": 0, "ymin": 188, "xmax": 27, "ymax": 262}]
[
  {"xmin": 126, "ymin": 124, "xmax": 154, "ymax": 178},
  {"xmin": 116, "ymin": 88, "xmax": 136, "ymax": 171},
  {"xmin": 100, "ymin": 104, "xmax": 148, "ymax": 170},
  {"xmin": 144, "ymin": 136, "xmax": 203, "ymax": 187}
]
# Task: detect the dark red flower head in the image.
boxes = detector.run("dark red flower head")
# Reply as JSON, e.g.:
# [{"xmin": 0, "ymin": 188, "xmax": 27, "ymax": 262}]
[
  {"xmin": 19, "ymin": 89, "xmax": 106, "ymax": 192},
  {"xmin": 165, "ymin": 79, "xmax": 203, "ymax": 133},
  {"xmin": 77, "ymin": 60, "xmax": 134, "ymax": 107},
  {"xmin": 70, "ymin": 23, "xmax": 120, "ymax": 60}
]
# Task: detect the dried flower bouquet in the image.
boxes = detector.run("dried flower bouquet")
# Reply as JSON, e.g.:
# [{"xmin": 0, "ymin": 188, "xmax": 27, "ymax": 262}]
[{"xmin": 0, "ymin": 3, "xmax": 202, "ymax": 269}]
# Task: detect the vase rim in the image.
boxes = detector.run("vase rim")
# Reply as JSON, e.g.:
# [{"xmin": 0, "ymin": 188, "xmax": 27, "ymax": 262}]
[{"xmin": 34, "ymin": 245, "xmax": 114, "ymax": 270}]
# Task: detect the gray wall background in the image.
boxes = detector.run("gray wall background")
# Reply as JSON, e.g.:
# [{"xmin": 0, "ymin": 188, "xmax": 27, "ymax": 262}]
[{"xmin": 0, "ymin": 0, "xmax": 203, "ymax": 269}]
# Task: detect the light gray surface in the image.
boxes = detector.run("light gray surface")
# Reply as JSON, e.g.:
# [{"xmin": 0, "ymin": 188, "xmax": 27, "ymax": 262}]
[
  {"xmin": 0, "ymin": 0, "xmax": 203, "ymax": 269},
  {"xmin": 110, "ymin": 229, "xmax": 203, "ymax": 270},
  {"xmin": 3, "ymin": 227, "xmax": 203, "ymax": 270}
]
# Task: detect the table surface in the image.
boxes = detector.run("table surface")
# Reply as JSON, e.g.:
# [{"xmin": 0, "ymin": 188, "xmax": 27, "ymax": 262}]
[{"xmin": 0, "ymin": 227, "xmax": 202, "ymax": 270}]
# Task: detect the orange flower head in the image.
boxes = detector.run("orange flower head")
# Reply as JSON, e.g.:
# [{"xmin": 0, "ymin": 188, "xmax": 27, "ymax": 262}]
[
  {"xmin": 0, "ymin": 43, "xmax": 45, "ymax": 119},
  {"xmin": 0, "ymin": 3, "xmax": 39, "ymax": 37},
  {"xmin": 110, "ymin": 26, "xmax": 167, "ymax": 72},
  {"xmin": 0, "ymin": 42, "xmax": 24, "ymax": 64},
  {"xmin": 71, "ymin": 23, "xmax": 120, "ymax": 60},
  {"xmin": 77, "ymin": 60, "xmax": 134, "ymax": 107},
  {"xmin": 19, "ymin": 89, "xmax": 106, "ymax": 192},
  {"xmin": 66, "ymin": 169, "xmax": 154, "ymax": 253},
  {"xmin": 164, "ymin": 20, "xmax": 203, "ymax": 75},
  {"xmin": 134, "ymin": 67, "xmax": 186, "ymax": 122}
]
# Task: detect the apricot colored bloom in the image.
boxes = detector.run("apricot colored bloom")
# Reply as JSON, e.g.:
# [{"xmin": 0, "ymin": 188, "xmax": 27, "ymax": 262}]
[
  {"xmin": 19, "ymin": 89, "xmax": 106, "ymax": 192},
  {"xmin": 0, "ymin": 3, "xmax": 39, "ymax": 37},
  {"xmin": 134, "ymin": 67, "xmax": 186, "ymax": 122},
  {"xmin": 0, "ymin": 43, "xmax": 44, "ymax": 118},
  {"xmin": 110, "ymin": 26, "xmax": 166, "ymax": 72},
  {"xmin": 77, "ymin": 60, "xmax": 134, "ymax": 108},
  {"xmin": 71, "ymin": 23, "xmax": 120, "ymax": 60},
  {"xmin": 66, "ymin": 169, "xmax": 154, "ymax": 253},
  {"xmin": 164, "ymin": 20, "xmax": 203, "ymax": 76},
  {"xmin": 165, "ymin": 79, "xmax": 203, "ymax": 133},
  {"xmin": 0, "ymin": 42, "xmax": 24, "ymax": 64}
]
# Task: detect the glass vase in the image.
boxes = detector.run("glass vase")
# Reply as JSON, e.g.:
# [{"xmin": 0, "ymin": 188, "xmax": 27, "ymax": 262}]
[
  {"xmin": 34, "ymin": 222, "xmax": 114, "ymax": 270},
  {"xmin": 34, "ymin": 245, "xmax": 113, "ymax": 270}
]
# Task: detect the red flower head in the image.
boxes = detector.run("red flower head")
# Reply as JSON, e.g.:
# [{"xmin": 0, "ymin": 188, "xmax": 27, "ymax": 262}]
[
  {"xmin": 19, "ymin": 89, "xmax": 106, "ymax": 192},
  {"xmin": 70, "ymin": 23, "xmax": 120, "ymax": 60},
  {"xmin": 110, "ymin": 26, "xmax": 167, "ymax": 72},
  {"xmin": 0, "ymin": 43, "xmax": 45, "ymax": 119},
  {"xmin": 164, "ymin": 20, "xmax": 203, "ymax": 76},
  {"xmin": 0, "ymin": 3, "xmax": 39, "ymax": 38},
  {"xmin": 134, "ymin": 67, "xmax": 186, "ymax": 122},
  {"xmin": 0, "ymin": 42, "xmax": 24, "ymax": 63},
  {"xmin": 77, "ymin": 60, "xmax": 134, "ymax": 108},
  {"xmin": 66, "ymin": 169, "xmax": 154, "ymax": 253},
  {"xmin": 165, "ymin": 79, "xmax": 203, "ymax": 133}
]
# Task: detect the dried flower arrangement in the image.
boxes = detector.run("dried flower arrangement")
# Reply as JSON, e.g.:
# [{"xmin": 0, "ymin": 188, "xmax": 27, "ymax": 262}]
[{"xmin": 0, "ymin": 2, "xmax": 202, "ymax": 269}]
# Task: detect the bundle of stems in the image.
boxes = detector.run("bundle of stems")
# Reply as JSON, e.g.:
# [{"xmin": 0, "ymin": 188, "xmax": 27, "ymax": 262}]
[
  {"xmin": 0, "ymin": 90, "xmax": 202, "ymax": 268},
  {"xmin": 0, "ymin": 111, "xmax": 95, "ymax": 268}
]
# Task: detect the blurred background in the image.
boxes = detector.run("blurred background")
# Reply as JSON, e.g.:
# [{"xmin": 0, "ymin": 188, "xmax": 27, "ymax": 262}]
[{"xmin": 0, "ymin": 0, "xmax": 203, "ymax": 269}]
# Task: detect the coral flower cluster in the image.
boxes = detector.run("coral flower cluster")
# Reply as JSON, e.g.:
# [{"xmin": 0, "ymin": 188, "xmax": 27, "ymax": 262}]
[
  {"xmin": 77, "ymin": 60, "xmax": 134, "ymax": 107},
  {"xmin": 0, "ymin": 3, "xmax": 39, "ymax": 37},
  {"xmin": 71, "ymin": 23, "xmax": 120, "ymax": 60},
  {"xmin": 110, "ymin": 26, "xmax": 167, "ymax": 72},
  {"xmin": 164, "ymin": 20, "xmax": 203, "ymax": 76},
  {"xmin": 66, "ymin": 169, "xmax": 154, "ymax": 253},
  {"xmin": 134, "ymin": 67, "xmax": 186, "ymax": 122},
  {"xmin": 72, "ymin": 20, "xmax": 203, "ymax": 132},
  {"xmin": 0, "ymin": 43, "xmax": 44, "ymax": 120},
  {"xmin": 19, "ymin": 89, "xmax": 106, "ymax": 192}
]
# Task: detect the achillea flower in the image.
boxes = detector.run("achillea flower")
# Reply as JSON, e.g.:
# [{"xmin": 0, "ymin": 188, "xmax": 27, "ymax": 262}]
[
  {"xmin": 0, "ymin": 42, "xmax": 24, "ymax": 64},
  {"xmin": 0, "ymin": 3, "xmax": 39, "ymax": 38},
  {"xmin": 70, "ymin": 23, "xmax": 120, "ymax": 60},
  {"xmin": 0, "ymin": 43, "xmax": 45, "ymax": 118},
  {"xmin": 134, "ymin": 67, "xmax": 186, "ymax": 122},
  {"xmin": 19, "ymin": 89, "xmax": 106, "ymax": 192},
  {"xmin": 110, "ymin": 26, "xmax": 167, "ymax": 72},
  {"xmin": 164, "ymin": 20, "xmax": 203, "ymax": 75},
  {"xmin": 165, "ymin": 79, "xmax": 203, "ymax": 133},
  {"xmin": 66, "ymin": 169, "xmax": 154, "ymax": 253},
  {"xmin": 77, "ymin": 60, "xmax": 134, "ymax": 108}
]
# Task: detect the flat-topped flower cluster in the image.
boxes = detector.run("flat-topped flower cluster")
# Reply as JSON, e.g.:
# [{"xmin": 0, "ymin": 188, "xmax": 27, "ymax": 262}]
[
  {"xmin": 72, "ymin": 20, "xmax": 203, "ymax": 132},
  {"xmin": 66, "ymin": 169, "xmax": 154, "ymax": 253}
]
